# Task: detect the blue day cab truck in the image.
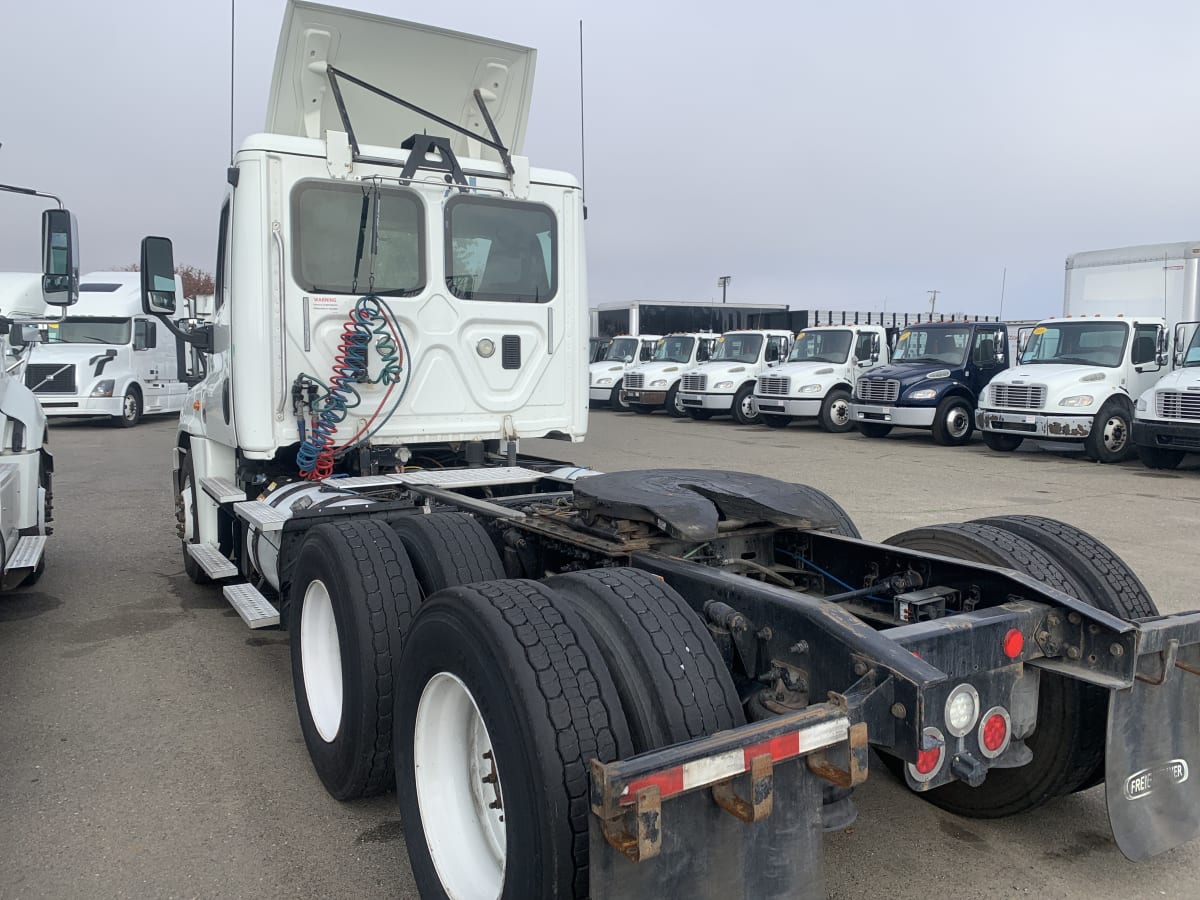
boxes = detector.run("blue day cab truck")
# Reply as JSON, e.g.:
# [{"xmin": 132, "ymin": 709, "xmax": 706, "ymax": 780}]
[{"xmin": 849, "ymin": 321, "xmax": 1010, "ymax": 446}]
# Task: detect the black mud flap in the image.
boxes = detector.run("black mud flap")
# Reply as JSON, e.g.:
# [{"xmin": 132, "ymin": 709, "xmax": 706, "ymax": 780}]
[
  {"xmin": 589, "ymin": 755, "xmax": 825, "ymax": 900},
  {"xmin": 1106, "ymin": 640, "xmax": 1200, "ymax": 861}
]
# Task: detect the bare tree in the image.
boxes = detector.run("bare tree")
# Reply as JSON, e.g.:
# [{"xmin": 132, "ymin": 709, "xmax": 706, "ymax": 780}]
[{"xmin": 113, "ymin": 263, "xmax": 215, "ymax": 298}]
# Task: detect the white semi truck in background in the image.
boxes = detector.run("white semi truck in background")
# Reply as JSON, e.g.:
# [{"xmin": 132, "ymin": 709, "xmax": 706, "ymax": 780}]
[
  {"xmin": 0, "ymin": 198, "xmax": 84, "ymax": 588},
  {"xmin": 977, "ymin": 241, "xmax": 1199, "ymax": 462},
  {"xmin": 753, "ymin": 324, "xmax": 890, "ymax": 431},
  {"xmin": 676, "ymin": 329, "xmax": 793, "ymax": 424},
  {"xmin": 27, "ymin": 271, "xmax": 195, "ymax": 427},
  {"xmin": 588, "ymin": 333, "xmax": 661, "ymax": 409},
  {"xmin": 620, "ymin": 332, "xmax": 717, "ymax": 416},
  {"xmin": 138, "ymin": 4, "xmax": 1200, "ymax": 897}
]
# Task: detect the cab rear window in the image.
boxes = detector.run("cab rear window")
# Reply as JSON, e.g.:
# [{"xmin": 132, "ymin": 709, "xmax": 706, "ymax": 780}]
[{"xmin": 445, "ymin": 196, "xmax": 556, "ymax": 303}]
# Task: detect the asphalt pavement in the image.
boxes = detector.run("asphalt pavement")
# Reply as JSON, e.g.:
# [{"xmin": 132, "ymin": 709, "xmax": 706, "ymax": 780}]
[{"xmin": 1, "ymin": 410, "xmax": 1196, "ymax": 899}]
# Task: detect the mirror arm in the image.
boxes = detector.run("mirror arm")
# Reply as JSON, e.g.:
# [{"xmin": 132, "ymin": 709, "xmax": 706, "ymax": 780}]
[{"xmin": 154, "ymin": 312, "xmax": 212, "ymax": 353}]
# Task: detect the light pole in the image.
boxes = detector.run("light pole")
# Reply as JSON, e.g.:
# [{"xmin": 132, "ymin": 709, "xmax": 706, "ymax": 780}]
[
  {"xmin": 927, "ymin": 289, "xmax": 940, "ymax": 317},
  {"xmin": 718, "ymin": 275, "xmax": 731, "ymax": 304}
]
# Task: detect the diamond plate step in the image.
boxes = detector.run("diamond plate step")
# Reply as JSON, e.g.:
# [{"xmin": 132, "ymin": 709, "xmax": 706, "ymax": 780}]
[
  {"xmin": 6, "ymin": 535, "xmax": 45, "ymax": 571},
  {"xmin": 223, "ymin": 583, "xmax": 280, "ymax": 629},
  {"xmin": 186, "ymin": 542, "xmax": 238, "ymax": 579},
  {"xmin": 325, "ymin": 474, "xmax": 406, "ymax": 489},
  {"xmin": 201, "ymin": 476, "xmax": 245, "ymax": 504},
  {"xmin": 233, "ymin": 500, "xmax": 290, "ymax": 533}
]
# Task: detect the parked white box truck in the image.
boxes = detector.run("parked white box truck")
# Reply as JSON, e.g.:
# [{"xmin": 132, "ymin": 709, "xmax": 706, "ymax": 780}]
[
  {"xmin": 676, "ymin": 329, "xmax": 793, "ymax": 424},
  {"xmin": 27, "ymin": 271, "xmax": 192, "ymax": 426},
  {"xmin": 1132, "ymin": 320, "xmax": 1200, "ymax": 468},
  {"xmin": 620, "ymin": 332, "xmax": 718, "ymax": 416},
  {"xmin": 132, "ymin": 4, "xmax": 1200, "ymax": 895},
  {"xmin": 753, "ymin": 324, "xmax": 890, "ymax": 431},
  {"xmin": 977, "ymin": 241, "xmax": 1199, "ymax": 462},
  {"xmin": 587, "ymin": 333, "xmax": 661, "ymax": 409}
]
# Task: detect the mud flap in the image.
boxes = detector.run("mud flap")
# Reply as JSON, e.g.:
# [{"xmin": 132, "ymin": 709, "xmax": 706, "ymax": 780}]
[
  {"xmin": 1106, "ymin": 641, "xmax": 1200, "ymax": 861},
  {"xmin": 589, "ymin": 755, "xmax": 825, "ymax": 900}
]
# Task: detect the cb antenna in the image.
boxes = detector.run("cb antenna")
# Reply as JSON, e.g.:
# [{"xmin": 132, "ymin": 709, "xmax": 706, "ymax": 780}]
[
  {"xmin": 579, "ymin": 19, "xmax": 588, "ymax": 219},
  {"xmin": 229, "ymin": 0, "xmax": 236, "ymax": 164}
]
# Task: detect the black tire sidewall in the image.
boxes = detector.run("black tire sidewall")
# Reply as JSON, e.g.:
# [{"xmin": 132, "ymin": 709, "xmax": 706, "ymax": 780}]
[
  {"xmin": 1085, "ymin": 400, "xmax": 1133, "ymax": 462},
  {"xmin": 666, "ymin": 382, "xmax": 687, "ymax": 417},
  {"xmin": 115, "ymin": 388, "xmax": 141, "ymax": 427},
  {"xmin": 609, "ymin": 379, "xmax": 628, "ymax": 410},
  {"xmin": 933, "ymin": 396, "xmax": 973, "ymax": 446},
  {"xmin": 819, "ymin": 387, "xmax": 853, "ymax": 433},
  {"xmin": 732, "ymin": 383, "xmax": 760, "ymax": 425}
]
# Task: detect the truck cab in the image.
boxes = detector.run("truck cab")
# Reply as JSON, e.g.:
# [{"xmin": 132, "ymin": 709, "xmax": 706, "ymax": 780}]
[
  {"xmin": 621, "ymin": 332, "xmax": 717, "ymax": 416},
  {"xmin": 1132, "ymin": 320, "xmax": 1200, "ymax": 469},
  {"xmin": 677, "ymin": 329, "xmax": 792, "ymax": 425},
  {"xmin": 753, "ymin": 324, "xmax": 889, "ymax": 432},
  {"xmin": 850, "ymin": 321, "xmax": 1009, "ymax": 446},
  {"xmin": 977, "ymin": 316, "xmax": 1167, "ymax": 462},
  {"xmin": 26, "ymin": 272, "xmax": 192, "ymax": 427},
  {"xmin": 588, "ymin": 334, "xmax": 661, "ymax": 409}
]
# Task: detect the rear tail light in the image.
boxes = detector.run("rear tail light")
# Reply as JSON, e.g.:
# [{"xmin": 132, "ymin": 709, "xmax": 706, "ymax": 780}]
[
  {"xmin": 907, "ymin": 726, "xmax": 946, "ymax": 783},
  {"xmin": 978, "ymin": 706, "xmax": 1012, "ymax": 759},
  {"xmin": 944, "ymin": 683, "xmax": 980, "ymax": 737},
  {"xmin": 1002, "ymin": 628, "xmax": 1024, "ymax": 659}
]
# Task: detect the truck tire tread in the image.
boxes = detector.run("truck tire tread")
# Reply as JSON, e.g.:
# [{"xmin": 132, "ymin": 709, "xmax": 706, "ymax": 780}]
[
  {"xmin": 395, "ymin": 579, "xmax": 631, "ymax": 900},
  {"xmin": 391, "ymin": 512, "xmax": 505, "ymax": 595}
]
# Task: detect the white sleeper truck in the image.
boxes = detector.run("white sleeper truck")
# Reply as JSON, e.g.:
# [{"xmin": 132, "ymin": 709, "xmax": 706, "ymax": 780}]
[
  {"xmin": 588, "ymin": 333, "xmax": 661, "ymax": 409},
  {"xmin": 1132, "ymin": 320, "xmax": 1200, "ymax": 468},
  {"xmin": 977, "ymin": 241, "xmax": 1200, "ymax": 462},
  {"xmin": 144, "ymin": 4, "xmax": 1200, "ymax": 897},
  {"xmin": 27, "ymin": 271, "xmax": 192, "ymax": 427},
  {"xmin": 621, "ymin": 332, "xmax": 717, "ymax": 416},
  {"xmin": 677, "ymin": 329, "xmax": 793, "ymax": 424},
  {"xmin": 753, "ymin": 324, "xmax": 889, "ymax": 431}
]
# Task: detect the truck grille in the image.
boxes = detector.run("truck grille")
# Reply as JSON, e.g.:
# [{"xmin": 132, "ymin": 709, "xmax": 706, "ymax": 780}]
[
  {"xmin": 26, "ymin": 363, "xmax": 76, "ymax": 394},
  {"xmin": 991, "ymin": 383, "xmax": 1046, "ymax": 409},
  {"xmin": 757, "ymin": 376, "xmax": 789, "ymax": 396},
  {"xmin": 857, "ymin": 378, "xmax": 899, "ymax": 403},
  {"xmin": 681, "ymin": 374, "xmax": 707, "ymax": 392},
  {"xmin": 624, "ymin": 372, "xmax": 645, "ymax": 390},
  {"xmin": 1156, "ymin": 390, "xmax": 1200, "ymax": 420}
]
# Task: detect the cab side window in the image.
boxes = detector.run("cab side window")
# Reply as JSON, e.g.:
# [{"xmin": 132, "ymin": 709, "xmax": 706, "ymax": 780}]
[{"xmin": 133, "ymin": 319, "xmax": 156, "ymax": 351}]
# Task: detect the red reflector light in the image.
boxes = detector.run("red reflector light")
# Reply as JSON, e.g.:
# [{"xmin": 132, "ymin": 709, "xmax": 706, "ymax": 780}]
[
  {"xmin": 915, "ymin": 745, "xmax": 942, "ymax": 775},
  {"xmin": 1003, "ymin": 629, "xmax": 1024, "ymax": 659},
  {"xmin": 982, "ymin": 714, "xmax": 1008, "ymax": 752}
]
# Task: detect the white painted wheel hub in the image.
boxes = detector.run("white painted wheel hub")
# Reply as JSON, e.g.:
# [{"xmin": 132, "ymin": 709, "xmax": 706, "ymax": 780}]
[
  {"xmin": 414, "ymin": 672, "xmax": 506, "ymax": 899},
  {"xmin": 300, "ymin": 579, "xmax": 343, "ymax": 743}
]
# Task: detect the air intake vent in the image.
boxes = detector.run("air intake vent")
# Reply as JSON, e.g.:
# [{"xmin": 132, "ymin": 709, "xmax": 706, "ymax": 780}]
[{"xmin": 501, "ymin": 335, "xmax": 521, "ymax": 370}]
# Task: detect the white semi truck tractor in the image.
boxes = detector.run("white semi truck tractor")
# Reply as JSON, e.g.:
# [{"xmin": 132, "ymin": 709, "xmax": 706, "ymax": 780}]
[
  {"xmin": 142, "ymin": 4, "xmax": 1200, "ymax": 897},
  {"xmin": 1132, "ymin": 320, "xmax": 1200, "ymax": 468},
  {"xmin": 588, "ymin": 333, "xmax": 661, "ymax": 409},
  {"xmin": 0, "ymin": 196, "xmax": 84, "ymax": 588},
  {"xmin": 621, "ymin": 332, "xmax": 717, "ymax": 416},
  {"xmin": 676, "ymin": 329, "xmax": 794, "ymax": 424}
]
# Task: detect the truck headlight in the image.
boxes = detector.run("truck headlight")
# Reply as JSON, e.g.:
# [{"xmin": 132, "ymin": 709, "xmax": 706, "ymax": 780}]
[
  {"xmin": 1060, "ymin": 395, "xmax": 1093, "ymax": 407},
  {"xmin": 650, "ymin": 379, "xmax": 668, "ymax": 388},
  {"xmin": 713, "ymin": 381, "xmax": 734, "ymax": 390},
  {"xmin": 596, "ymin": 377, "xmax": 614, "ymax": 386},
  {"xmin": 1136, "ymin": 397, "xmax": 1147, "ymax": 411},
  {"xmin": 91, "ymin": 379, "xmax": 115, "ymax": 398},
  {"xmin": 798, "ymin": 383, "xmax": 823, "ymax": 394},
  {"xmin": 908, "ymin": 388, "xmax": 937, "ymax": 400}
]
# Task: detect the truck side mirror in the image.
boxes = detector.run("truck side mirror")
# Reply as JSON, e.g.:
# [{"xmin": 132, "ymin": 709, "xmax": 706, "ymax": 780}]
[
  {"xmin": 42, "ymin": 208, "xmax": 80, "ymax": 307},
  {"xmin": 1016, "ymin": 327, "xmax": 1033, "ymax": 361},
  {"xmin": 8, "ymin": 323, "xmax": 44, "ymax": 348},
  {"xmin": 140, "ymin": 236, "xmax": 178, "ymax": 314}
]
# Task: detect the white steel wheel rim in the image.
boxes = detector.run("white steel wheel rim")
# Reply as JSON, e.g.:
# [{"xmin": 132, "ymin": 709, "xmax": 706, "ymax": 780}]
[
  {"xmin": 672, "ymin": 388, "xmax": 686, "ymax": 414},
  {"xmin": 740, "ymin": 394, "xmax": 756, "ymax": 418},
  {"xmin": 300, "ymin": 579, "xmax": 343, "ymax": 743},
  {"xmin": 829, "ymin": 398, "xmax": 850, "ymax": 426},
  {"xmin": 124, "ymin": 392, "xmax": 138, "ymax": 420},
  {"xmin": 1103, "ymin": 415, "xmax": 1127, "ymax": 452},
  {"xmin": 414, "ymin": 672, "xmax": 506, "ymax": 899}
]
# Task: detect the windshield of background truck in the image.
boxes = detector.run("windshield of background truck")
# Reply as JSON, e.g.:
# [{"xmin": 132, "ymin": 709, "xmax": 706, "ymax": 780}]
[
  {"xmin": 652, "ymin": 336, "xmax": 695, "ymax": 363},
  {"xmin": 1184, "ymin": 326, "xmax": 1200, "ymax": 367},
  {"xmin": 1020, "ymin": 321, "xmax": 1128, "ymax": 367},
  {"xmin": 712, "ymin": 334, "xmax": 762, "ymax": 363},
  {"xmin": 788, "ymin": 330, "xmax": 852, "ymax": 363},
  {"xmin": 892, "ymin": 327, "xmax": 971, "ymax": 365},
  {"xmin": 608, "ymin": 338, "xmax": 638, "ymax": 361},
  {"xmin": 47, "ymin": 317, "xmax": 132, "ymax": 344}
]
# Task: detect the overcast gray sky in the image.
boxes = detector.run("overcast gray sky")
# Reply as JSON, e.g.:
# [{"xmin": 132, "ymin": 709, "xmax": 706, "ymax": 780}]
[{"xmin": 4, "ymin": 0, "xmax": 1199, "ymax": 320}]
